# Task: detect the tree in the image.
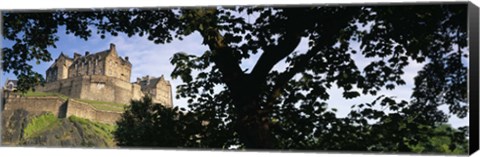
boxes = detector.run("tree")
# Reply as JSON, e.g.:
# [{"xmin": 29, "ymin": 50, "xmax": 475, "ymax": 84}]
[
  {"xmin": 2, "ymin": 4, "xmax": 469, "ymax": 150},
  {"xmin": 115, "ymin": 96, "xmax": 238, "ymax": 149},
  {"xmin": 408, "ymin": 124, "xmax": 469, "ymax": 154},
  {"xmin": 115, "ymin": 96, "xmax": 200, "ymax": 147}
]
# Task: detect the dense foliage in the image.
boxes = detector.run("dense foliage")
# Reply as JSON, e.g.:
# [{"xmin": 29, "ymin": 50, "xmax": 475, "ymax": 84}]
[
  {"xmin": 115, "ymin": 96, "xmax": 237, "ymax": 148},
  {"xmin": 2, "ymin": 4, "xmax": 469, "ymax": 152},
  {"xmin": 115, "ymin": 96, "xmax": 468, "ymax": 153},
  {"xmin": 409, "ymin": 124, "xmax": 469, "ymax": 154}
]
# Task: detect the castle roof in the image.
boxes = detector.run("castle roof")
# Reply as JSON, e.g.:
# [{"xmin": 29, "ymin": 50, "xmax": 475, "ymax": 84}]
[
  {"xmin": 5, "ymin": 79, "xmax": 18, "ymax": 86},
  {"xmin": 72, "ymin": 50, "xmax": 105, "ymax": 61},
  {"xmin": 69, "ymin": 43, "xmax": 131, "ymax": 66},
  {"xmin": 48, "ymin": 52, "xmax": 73, "ymax": 70},
  {"xmin": 140, "ymin": 77, "xmax": 160, "ymax": 89},
  {"xmin": 84, "ymin": 50, "xmax": 109, "ymax": 59},
  {"xmin": 138, "ymin": 75, "xmax": 171, "ymax": 89},
  {"xmin": 59, "ymin": 52, "xmax": 73, "ymax": 60}
]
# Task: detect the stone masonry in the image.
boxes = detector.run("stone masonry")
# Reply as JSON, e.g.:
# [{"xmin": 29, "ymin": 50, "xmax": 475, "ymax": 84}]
[{"xmin": 38, "ymin": 43, "xmax": 173, "ymax": 107}]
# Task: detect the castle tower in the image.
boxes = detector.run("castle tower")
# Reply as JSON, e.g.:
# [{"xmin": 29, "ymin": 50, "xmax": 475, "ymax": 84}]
[
  {"xmin": 103, "ymin": 43, "xmax": 132, "ymax": 82},
  {"xmin": 136, "ymin": 75, "xmax": 173, "ymax": 107},
  {"xmin": 46, "ymin": 52, "xmax": 73, "ymax": 83}
]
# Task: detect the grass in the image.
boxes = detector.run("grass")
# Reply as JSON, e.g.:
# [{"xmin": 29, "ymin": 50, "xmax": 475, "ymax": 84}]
[
  {"xmin": 68, "ymin": 116, "xmax": 117, "ymax": 146},
  {"xmin": 23, "ymin": 113, "xmax": 60, "ymax": 139},
  {"xmin": 77, "ymin": 99, "xmax": 127, "ymax": 112}
]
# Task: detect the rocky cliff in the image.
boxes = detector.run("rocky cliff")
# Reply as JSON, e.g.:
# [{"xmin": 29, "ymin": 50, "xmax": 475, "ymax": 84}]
[{"xmin": 2, "ymin": 109, "xmax": 116, "ymax": 148}]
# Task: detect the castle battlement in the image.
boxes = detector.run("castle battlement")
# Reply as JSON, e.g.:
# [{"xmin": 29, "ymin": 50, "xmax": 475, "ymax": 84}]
[{"xmin": 38, "ymin": 43, "xmax": 173, "ymax": 107}]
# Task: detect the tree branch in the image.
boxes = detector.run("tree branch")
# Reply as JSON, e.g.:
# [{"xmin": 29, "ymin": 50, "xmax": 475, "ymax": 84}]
[
  {"xmin": 265, "ymin": 47, "xmax": 320, "ymax": 109},
  {"xmin": 250, "ymin": 8, "xmax": 309, "ymax": 83},
  {"xmin": 193, "ymin": 8, "xmax": 245, "ymax": 93},
  {"xmin": 250, "ymin": 31, "xmax": 302, "ymax": 82},
  {"xmin": 262, "ymin": 8, "xmax": 359, "ymax": 108}
]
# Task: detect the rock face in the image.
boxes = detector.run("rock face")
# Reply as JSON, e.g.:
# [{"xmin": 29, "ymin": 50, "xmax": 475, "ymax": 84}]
[
  {"xmin": 2, "ymin": 109, "xmax": 30, "ymax": 145},
  {"xmin": 2, "ymin": 109, "xmax": 116, "ymax": 148}
]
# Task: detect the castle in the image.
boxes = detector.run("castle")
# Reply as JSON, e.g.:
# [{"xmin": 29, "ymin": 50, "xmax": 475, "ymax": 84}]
[{"xmin": 36, "ymin": 43, "xmax": 173, "ymax": 107}]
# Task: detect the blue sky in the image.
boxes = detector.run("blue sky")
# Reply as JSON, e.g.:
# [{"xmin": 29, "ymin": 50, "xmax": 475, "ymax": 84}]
[{"xmin": 1, "ymin": 25, "xmax": 468, "ymax": 128}]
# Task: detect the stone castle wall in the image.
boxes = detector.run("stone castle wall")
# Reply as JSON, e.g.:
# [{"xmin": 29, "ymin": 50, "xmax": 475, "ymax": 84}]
[
  {"xmin": 103, "ymin": 54, "xmax": 132, "ymax": 82},
  {"xmin": 37, "ymin": 75, "xmax": 144, "ymax": 104},
  {"xmin": 3, "ymin": 96, "xmax": 122, "ymax": 124},
  {"xmin": 3, "ymin": 97, "xmax": 67, "ymax": 118},
  {"xmin": 131, "ymin": 84, "xmax": 143, "ymax": 101},
  {"xmin": 66, "ymin": 99, "xmax": 121, "ymax": 124},
  {"xmin": 68, "ymin": 56, "xmax": 107, "ymax": 80},
  {"xmin": 78, "ymin": 75, "xmax": 133, "ymax": 104},
  {"xmin": 157, "ymin": 81, "xmax": 173, "ymax": 108},
  {"xmin": 37, "ymin": 77, "xmax": 83, "ymax": 98}
]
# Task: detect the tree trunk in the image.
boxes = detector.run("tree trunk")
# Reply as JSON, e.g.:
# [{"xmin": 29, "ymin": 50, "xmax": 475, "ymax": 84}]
[
  {"xmin": 193, "ymin": 8, "xmax": 276, "ymax": 148},
  {"xmin": 231, "ymin": 81, "xmax": 275, "ymax": 149}
]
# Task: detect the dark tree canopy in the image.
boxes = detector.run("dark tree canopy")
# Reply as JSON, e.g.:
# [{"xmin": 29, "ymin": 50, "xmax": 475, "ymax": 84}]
[
  {"xmin": 2, "ymin": 4, "xmax": 469, "ymax": 152},
  {"xmin": 115, "ymin": 96, "xmax": 239, "ymax": 148}
]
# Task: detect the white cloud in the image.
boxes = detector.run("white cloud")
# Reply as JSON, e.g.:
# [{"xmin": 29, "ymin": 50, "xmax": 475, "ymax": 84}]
[{"xmin": 106, "ymin": 32, "xmax": 209, "ymax": 109}]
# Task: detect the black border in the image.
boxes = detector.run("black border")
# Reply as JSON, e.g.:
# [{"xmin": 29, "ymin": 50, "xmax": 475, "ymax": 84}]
[
  {"xmin": 469, "ymin": 2, "xmax": 479, "ymax": 155},
  {"xmin": 0, "ymin": 2, "xmax": 477, "ymax": 156}
]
